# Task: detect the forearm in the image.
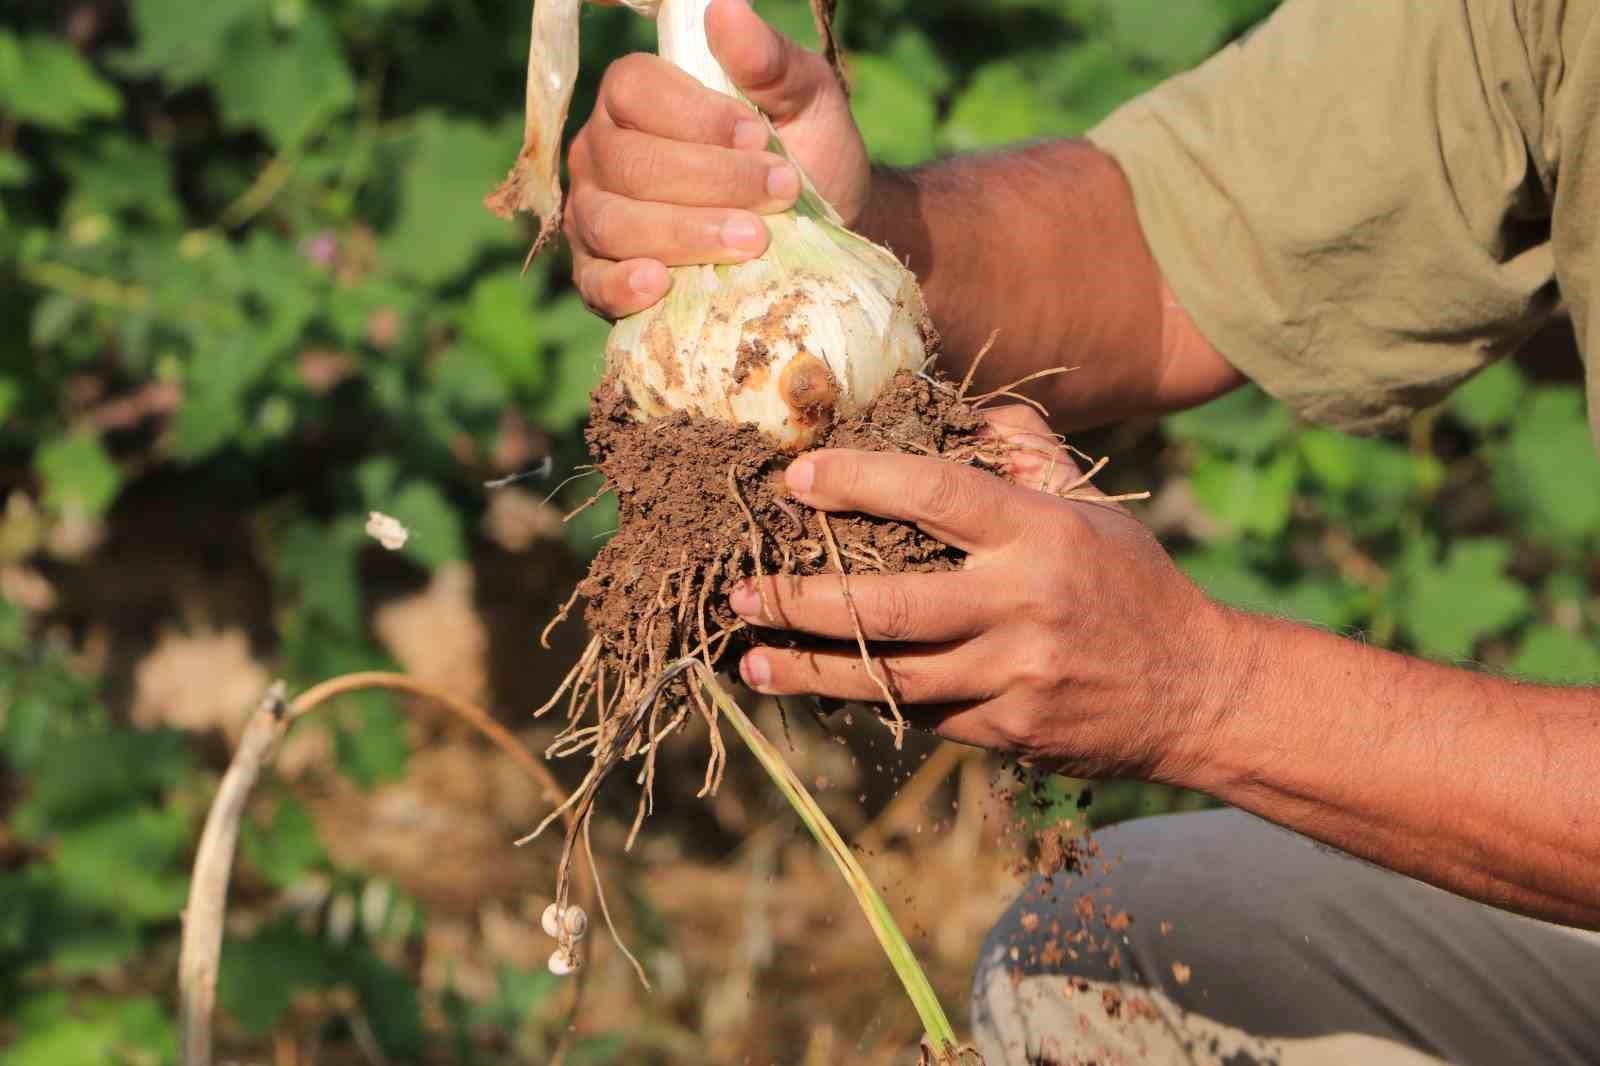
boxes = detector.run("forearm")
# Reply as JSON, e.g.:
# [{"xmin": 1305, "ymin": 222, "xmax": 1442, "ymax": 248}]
[
  {"xmin": 1179, "ymin": 611, "xmax": 1600, "ymax": 928},
  {"xmin": 855, "ymin": 141, "xmax": 1240, "ymax": 430}
]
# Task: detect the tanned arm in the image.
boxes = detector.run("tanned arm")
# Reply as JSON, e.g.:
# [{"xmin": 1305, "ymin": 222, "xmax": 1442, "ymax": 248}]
[{"xmin": 857, "ymin": 147, "xmax": 1244, "ymax": 430}]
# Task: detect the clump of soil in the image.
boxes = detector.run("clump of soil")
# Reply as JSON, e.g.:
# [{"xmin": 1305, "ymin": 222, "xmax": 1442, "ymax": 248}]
[
  {"xmin": 579, "ymin": 368, "xmax": 988, "ymax": 672},
  {"xmin": 527, "ymin": 368, "xmax": 1012, "ymax": 915}
]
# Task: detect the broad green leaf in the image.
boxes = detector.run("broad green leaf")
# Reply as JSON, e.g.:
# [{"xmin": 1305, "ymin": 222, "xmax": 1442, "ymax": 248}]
[
  {"xmin": 386, "ymin": 481, "xmax": 466, "ymax": 568},
  {"xmin": 1449, "ymin": 359, "xmax": 1524, "ymax": 432},
  {"xmin": 848, "ymin": 55, "xmax": 938, "ymax": 166},
  {"xmin": 1279, "ymin": 578, "xmax": 1365, "ymax": 630},
  {"xmin": 384, "ymin": 113, "xmax": 518, "ymax": 285},
  {"xmin": 278, "ymin": 516, "xmax": 365, "ymax": 634},
  {"xmin": 57, "ymin": 134, "xmax": 181, "ymax": 224},
  {"xmin": 0, "ymin": 995, "xmax": 173, "ymax": 1066},
  {"xmin": 242, "ymin": 795, "xmax": 325, "ymax": 887},
  {"xmin": 0, "ymin": 33, "xmax": 121, "ymax": 131},
  {"xmin": 884, "ymin": 28, "xmax": 955, "ymax": 95},
  {"xmin": 218, "ymin": 921, "xmax": 340, "ymax": 1036},
  {"xmin": 121, "ymin": 0, "xmax": 260, "ymax": 86},
  {"xmin": 461, "ymin": 270, "xmax": 545, "ymax": 392},
  {"xmin": 53, "ymin": 807, "xmax": 191, "ymax": 920},
  {"xmin": 942, "ymin": 62, "xmax": 1044, "ymax": 152},
  {"xmin": 333, "ymin": 694, "xmax": 411, "ymax": 789},
  {"xmin": 536, "ymin": 293, "xmax": 609, "ymax": 432},
  {"xmin": 34, "ymin": 433, "xmax": 121, "ymax": 516},
  {"xmin": 210, "ymin": 11, "xmax": 355, "ymax": 149},
  {"xmin": 1176, "ymin": 546, "xmax": 1277, "ymax": 611},
  {"xmin": 1498, "ymin": 387, "xmax": 1600, "ymax": 545},
  {"xmin": 1399, "ymin": 538, "xmax": 1532, "ymax": 660},
  {"xmin": 1509, "ymin": 625, "xmax": 1600, "ymax": 684},
  {"xmin": 0, "ymin": 375, "xmax": 19, "ymax": 423},
  {"xmin": 0, "ymin": 150, "xmax": 31, "ymax": 187},
  {"xmin": 1104, "ymin": 0, "xmax": 1234, "ymax": 70},
  {"xmin": 1165, "ymin": 385, "xmax": 1293, "ymax": 459},
  {"xmin": 1189, "ymin": 451, "xmax": 1298, "ymax": 538}
]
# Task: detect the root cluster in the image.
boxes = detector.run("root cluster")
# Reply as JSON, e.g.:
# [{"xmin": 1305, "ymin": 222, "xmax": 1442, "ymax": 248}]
[{"xmin": 520, "ymin": 359, "xmax": 1140, "ymax": 979}]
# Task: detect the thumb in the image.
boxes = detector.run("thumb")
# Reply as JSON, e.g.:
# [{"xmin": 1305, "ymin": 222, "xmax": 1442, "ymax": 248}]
[{"xmin": 705, "ymin": 0, "xmax": 836, "ymax": 123}]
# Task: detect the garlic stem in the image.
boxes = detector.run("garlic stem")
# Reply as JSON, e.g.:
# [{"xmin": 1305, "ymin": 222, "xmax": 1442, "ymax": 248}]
[{"xmin": 656, "ymin": 0, "xmax": 739, "ymax": 97}]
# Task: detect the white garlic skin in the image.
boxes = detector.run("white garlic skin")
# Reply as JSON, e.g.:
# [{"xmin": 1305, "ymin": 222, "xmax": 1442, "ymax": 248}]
[{"xmin": 605, "ymin": 214, "xmax": 931, "ymax": 451}]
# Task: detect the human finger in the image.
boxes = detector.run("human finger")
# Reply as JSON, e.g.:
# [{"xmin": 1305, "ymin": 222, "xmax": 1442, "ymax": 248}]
[
  {"xmin": 570, "ymin": 187, "xmax": 771, "ymax": 266},
  {"xmin": 572, "ymin": 253, "xmax": 670, "ymax": 319},
  {"xmin": 785, "ymin": 450, "xmax": 1026, "ymax": 553},
  {"xmin": 705, "ymin": 0, "xmax": 839, "ymax": 124},
  {"xmin": 727, "ymin": 570, "xmax": 993, "ymax": 643},
  {"xmin": 589, "ymin": 126, "xmax": 799, "ymax": 210},
  {"xmin": 739, "ymin": 642, "xmax": 998, "ymax": 705},
  {"xmin": 598, "ymin": 52, "xmax": 768, "ymax": 150},
  {"xmin": 980, "ymin": 405, "xmax": 1088, "ymax": 495}
]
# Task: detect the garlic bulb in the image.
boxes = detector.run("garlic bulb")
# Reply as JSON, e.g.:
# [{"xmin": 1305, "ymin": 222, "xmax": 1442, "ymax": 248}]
[{"xmin": 491, "ymin": 0, "xmax": 931, "ymax": 449}]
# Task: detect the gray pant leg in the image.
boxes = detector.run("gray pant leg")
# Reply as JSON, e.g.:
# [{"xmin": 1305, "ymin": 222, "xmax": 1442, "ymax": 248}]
[{"xmin": 971, "ymin": 809, "xmax": 1600, "ymax": 1066}]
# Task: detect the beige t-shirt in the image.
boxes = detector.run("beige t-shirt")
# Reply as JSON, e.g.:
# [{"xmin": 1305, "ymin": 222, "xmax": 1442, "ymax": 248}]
[{"xmin": 1089, "ymin": 0, "xmax": 1599, "ymax": 444}]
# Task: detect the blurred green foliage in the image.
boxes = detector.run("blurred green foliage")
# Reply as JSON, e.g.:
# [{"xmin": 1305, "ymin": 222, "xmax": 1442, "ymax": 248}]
[{"xmin": 2, "ymin": 0, "xmax": 1598, "ymax": 1061}]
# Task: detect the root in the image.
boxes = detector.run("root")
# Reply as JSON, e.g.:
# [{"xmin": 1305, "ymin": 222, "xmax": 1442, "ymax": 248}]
[
  {"xmin": 729, "ymin": 463, "xmax": 773, "ymax": 619},
  {"xmin": 817, "ymin": 512, "xmax": 907, "ymax": 747},
  {"xmin": 957, "ymin": 330, "xmax": 1001, "ymax": 400}
]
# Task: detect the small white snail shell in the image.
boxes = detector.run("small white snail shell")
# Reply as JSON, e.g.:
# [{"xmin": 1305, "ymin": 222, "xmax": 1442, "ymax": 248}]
[
  {"xmin": 548, "ymin": 947, "xmax": 581, "ymax": 976},
  {"xmin": 562, "ymin": 905, "xmax": 589, "ymax": 940},
  {"xmin": 541, "ymin": 903, "xmax": 563, "ymax": 939}
]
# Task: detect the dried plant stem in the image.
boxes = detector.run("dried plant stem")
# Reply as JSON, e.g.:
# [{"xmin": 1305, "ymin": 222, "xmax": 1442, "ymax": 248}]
[
  {"xmin": 691, "ymin": 665, "xmax": 967, "ymax": 1064},
  {"xmin": 179, "ymin": 673, "xmax": 580, "ymax": 1066}
]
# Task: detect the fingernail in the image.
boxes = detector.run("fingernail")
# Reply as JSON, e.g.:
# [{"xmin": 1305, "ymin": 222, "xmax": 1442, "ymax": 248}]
[
  {"xmin": 729, "ymin": 581, "xmax": 761, "ymax": 617},
  {"xmin": 629, "ymin": 262, "xmax": 664, "ymax": 296},
  {"xmin": 786, "ymin": 456, "xmax": 815, "ymax": 495},
  {"xmin": 742, "ymin": 652, "xmax": 772, "ymax": 689},
  {"xmin": 766, "ymin": 165, "xmax": 799, "ymax": 202},
  {"xmin": 733, "ymin": 119, "xmax": 767, "ymax": 151},
  {"xmin": 721, "ymin": 215, "xmax": 766, "ymax": 251}
]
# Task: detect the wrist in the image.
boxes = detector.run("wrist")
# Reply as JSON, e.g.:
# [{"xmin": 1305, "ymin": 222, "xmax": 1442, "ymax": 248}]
[{"xmin": 1152, "ymin": 600, "xmax": 1270, "ymax": 792}]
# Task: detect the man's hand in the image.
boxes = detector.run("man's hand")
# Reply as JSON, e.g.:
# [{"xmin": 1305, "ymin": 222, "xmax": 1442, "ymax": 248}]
[
  {"xmin": 728, "ymin": 408, "xmax": 1240, "ymax": 781},
  {"xmin": 567, "ymin": 0, "xmax": 868, "ymax": 318}
]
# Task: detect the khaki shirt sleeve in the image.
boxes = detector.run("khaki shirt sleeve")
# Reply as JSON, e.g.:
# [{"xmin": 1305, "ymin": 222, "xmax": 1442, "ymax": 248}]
[{"xmin": 1088, "ymin": 0, "xmax": 1600, "ymax": 440}]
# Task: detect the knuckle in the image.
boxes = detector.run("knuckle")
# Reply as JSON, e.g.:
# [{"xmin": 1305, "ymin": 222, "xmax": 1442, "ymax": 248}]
[
  {"xmin": 577, "ymin": 195, "xmax": 616, "ymax": 255},
  {"xmin": 914, "ymin": 463, "xmax": 973, "ymax": 525},
  {"xmin": 616, "ymin": 141, "xmax": 659, "ymax": 197},
  {"xmin": 871, "ymin": 582, "xmax": 919, "ymax": 642},
  {"xmin": 602, "ymin": 53, "xmax": 652, "ymax": 105}
]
